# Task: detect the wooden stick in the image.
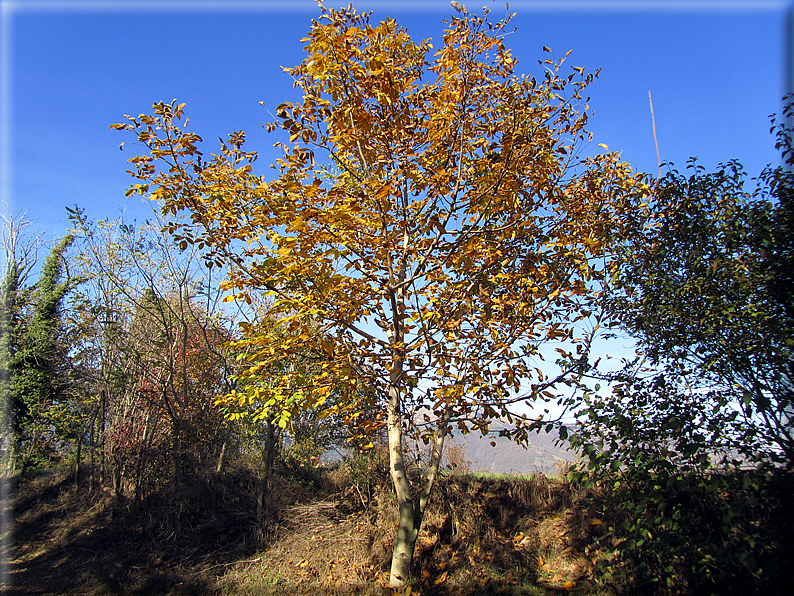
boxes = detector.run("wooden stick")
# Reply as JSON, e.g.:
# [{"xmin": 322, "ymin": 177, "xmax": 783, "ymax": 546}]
[{"xmin": 649, "ymin": 91, "xmax": 661, "ymax": 193}]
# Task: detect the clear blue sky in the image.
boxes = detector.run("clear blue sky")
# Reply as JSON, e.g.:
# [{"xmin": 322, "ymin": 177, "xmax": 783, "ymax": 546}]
[{"xmin": 2, "ymin": 0, "xmax": 792, "ymax": 238}]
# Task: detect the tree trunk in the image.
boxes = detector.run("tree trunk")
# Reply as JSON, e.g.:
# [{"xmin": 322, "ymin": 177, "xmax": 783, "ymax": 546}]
[
  {"xmin": 387, "ymin": 377, "xmax": 417, "ymax": 587},
  {"xmin": 5, "ymin": 441, "xmax": 17, "ymax": 478},
  {"xmin": 216, "ymin": 430, "xmax": 228, "ymax": 474},
  {"xmin": 89, "ymin": 411, "xmax": 96, "ymax": 493},
  {"xmin": 99, "ymin": 389, "xmax": 106, "ymax": 488},
  {"xmin": 74, "ymin": 437, "xmax": 81, "ymax": 488},
  {"xmin": 134, "ymin": 415, "xmax": 157, "ymax": 504},
  {"xmin": 112, "ymin": 456, "xmax": 123, "ymax": 499},
  {"xmin": 170, "ymin": 426, "xmax": 180, "ymax": 489},
  {"xmin": 388, "ymin": 401, "xmax": 451, "ymax": 587},
  {"xmin": 168, "ymin": 386, "xmax": 181, "ymax": 491},
  {"xmin": 256, "ymin": 419, "xmax": 279, "ymax": 542},
  {"xmin": 386, "ymin": 258, "xmax": 424, "ymax": 588}
]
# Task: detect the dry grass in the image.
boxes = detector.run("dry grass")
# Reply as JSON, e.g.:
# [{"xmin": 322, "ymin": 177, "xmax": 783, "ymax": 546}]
[
  {"xmin": 218, "ymin": 462, "xmax": 612, "ymax": 595},
  {"xmin": 414, "ymin": 473, "xmax": 606, "ymax": 595},
  {"xmin": 216, "ymin": 500, "xmax": 383, "ymax": 595},
  {"xmin": 5, "ymin": 460, "xmax": 617, "ymax": 595}
]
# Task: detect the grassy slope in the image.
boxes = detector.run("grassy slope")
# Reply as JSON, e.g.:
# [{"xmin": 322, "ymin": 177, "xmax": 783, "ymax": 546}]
[
  {"xmin": 3, "ymin": 462, "xmax": 607, "ymax": 596},
  {"xmin": 4, "ymin": 459, "xmax": 792, "ymax": 595}
]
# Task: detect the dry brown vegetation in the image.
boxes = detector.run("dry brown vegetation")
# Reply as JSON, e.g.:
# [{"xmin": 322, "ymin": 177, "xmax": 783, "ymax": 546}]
[
  {"xmin": 5, "ymin": 463, "xmax": 262, "ymax": 595},
  {"xmin": 3, "ymin": 456, "xmax": 616, "ymax": 596},
  {"xmin": 216, "ymin": 462, "xmax": 607, "ymax": 596},
  {"xmin": 5, "ymin": 456, "xmax": 791, "ymax": 595}
]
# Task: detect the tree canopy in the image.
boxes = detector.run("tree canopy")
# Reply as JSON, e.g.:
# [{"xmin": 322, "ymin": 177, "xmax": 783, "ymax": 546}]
[{"xmin": 581, "ymin": 99, "xmax": 794, "ymax": 472}]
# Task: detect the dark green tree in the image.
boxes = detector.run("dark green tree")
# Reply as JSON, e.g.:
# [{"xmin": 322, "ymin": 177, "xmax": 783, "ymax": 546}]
[
  {"xmin": 1, "ymin": 260, "xmax": 27, "ymax": 467},
  {"xmin": 1, "ymin": 211, "xmax": 42, "ymax": 472},
  {"xmin": 13, "ymin": 235, "xmax": 75, "ymax": 472},
  {"xmin": 564, "ymin": 98, "xmax": 794, "ymax": 594},
  {"xmin": 574, "ymin": 97, "xmax": 794, "ymax": 472}
]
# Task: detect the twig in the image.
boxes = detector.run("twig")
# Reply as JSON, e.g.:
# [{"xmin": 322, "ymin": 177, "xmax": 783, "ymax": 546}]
[
  {"xmin": 352, "ymin": 483, "xmax": 368, "ymax": 510},
  {"xmin": 322, "ymin": 535, "xmax": 367, "ymax": 542},
  {"xmin": 284, "ymin": 500, "xmax": 337, "ymax": 513},
  {"xmin": 649, "ymin": 91, "xmax": 661, "ymax": 194},
  {"xmin": 204, "ymin": 556, "xmax": 262, "ymax": 572}
]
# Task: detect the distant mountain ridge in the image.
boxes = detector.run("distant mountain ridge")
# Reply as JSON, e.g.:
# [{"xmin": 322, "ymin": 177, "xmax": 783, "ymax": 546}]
[{"xmin": 447, "ymin": 427, "xmax": 576, "ymax": 475}]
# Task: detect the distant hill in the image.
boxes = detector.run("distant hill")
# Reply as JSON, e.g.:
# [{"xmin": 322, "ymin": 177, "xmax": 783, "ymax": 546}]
[
  {"xmin": 325, "ymin": 425, "xmax": 577, "ymax": 474},
  {"xmin": 446, "ymin": 427, "xmax": 576, "ymax": 475}
]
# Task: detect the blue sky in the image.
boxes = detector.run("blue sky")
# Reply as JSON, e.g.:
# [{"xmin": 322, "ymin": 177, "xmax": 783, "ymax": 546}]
[
  {"xmin": 1, "ymin": 0, "xmax": 792, "ymax": 239},
  {"xmin": 1, "ymin": 0, "xmax": 791, "ymax": 427}
]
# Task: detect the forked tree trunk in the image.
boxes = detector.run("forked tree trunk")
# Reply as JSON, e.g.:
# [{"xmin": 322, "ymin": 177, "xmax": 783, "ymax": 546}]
[
  {"xmin": 386, "ymin": 247, "xmax": 453, "ymax": 587},
  {"xmin": 387, "ymin": 400, "xmax": 415, "ymax": 585},
  {"xmin": 387, "ymin": 369, "xmax": 451, "ymax": 587}
]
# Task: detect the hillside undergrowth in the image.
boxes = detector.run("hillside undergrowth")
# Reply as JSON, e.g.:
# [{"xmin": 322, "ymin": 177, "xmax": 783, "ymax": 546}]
[{"xmin": 3, "ymin": 457, "xmax": 791, "ymax": 595}]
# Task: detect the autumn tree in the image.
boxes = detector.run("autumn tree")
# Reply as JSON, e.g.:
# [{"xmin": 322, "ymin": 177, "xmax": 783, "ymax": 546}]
[{"xmin": 117, "ymin": 5, "xmax": 644, "ymax": 585}]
